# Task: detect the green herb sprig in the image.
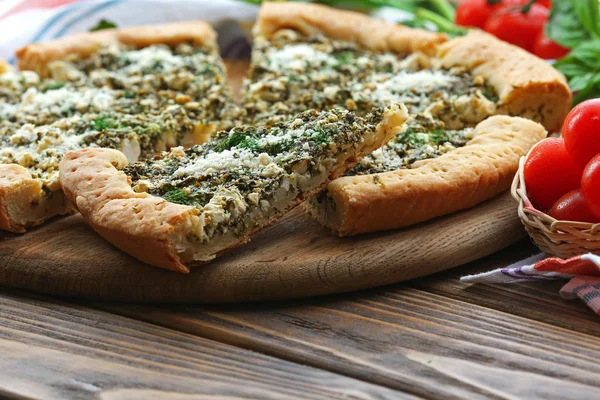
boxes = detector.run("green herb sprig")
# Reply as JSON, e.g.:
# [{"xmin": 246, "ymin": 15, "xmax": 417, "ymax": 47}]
[
  {"xmin": 89, "ymin": 19, "xmax": 118, "ymax": 32},
  {"xmin": 547, "ymin": 0, "xmax": 600, "ymax": 105}
]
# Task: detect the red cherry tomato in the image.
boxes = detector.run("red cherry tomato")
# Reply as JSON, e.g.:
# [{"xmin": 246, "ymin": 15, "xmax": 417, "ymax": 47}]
[
  {"xmin": 484, "ymin": 3, "xmax": 549, "ymax": 52},
  {"xmin": 582, "ymin": 154, "xmax": 600, "ymax": 220},
  {"xmin": 534, "ymin": 30, "xmax": 570, "ymax": 60},
  {"xmin": 549, "ymin": 190, "xmax": 599, "ymax": 223},
  {"xmin": 524, "ymin": 138, "xmax": 583, "ymax": 210},
  {"xmin": 455, "ymin": 1, "xmax": 543, "ymax": 29},
  {"xmin": 562, "ymin": 99, "xmax": 600, "ymax": 168},
  {"xmin": 455, "ymin": 0, "xmax": 502, "ymax": 29},
  {"xmin": 535, "ymin": 0, "xmax": 551, "ymax": 8}
]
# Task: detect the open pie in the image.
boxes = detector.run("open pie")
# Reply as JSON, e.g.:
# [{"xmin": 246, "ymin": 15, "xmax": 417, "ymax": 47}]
[
  {"xmin": 1, "ymin": 21, "xmax": 239, "ymax": 232},
  {"xmin": 1, "ymin": 2, "xmax": 573, "ymax": 271}
]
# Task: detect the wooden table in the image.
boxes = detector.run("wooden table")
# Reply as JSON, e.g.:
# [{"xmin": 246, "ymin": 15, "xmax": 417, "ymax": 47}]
[{"xmin": 2, "ymin": 239, "xmax": 600, "ymax": 400}]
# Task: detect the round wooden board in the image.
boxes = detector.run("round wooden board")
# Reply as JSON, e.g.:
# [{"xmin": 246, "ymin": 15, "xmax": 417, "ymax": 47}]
[{"xmin": 0, "ymin": 192, "xmax": 524, "ymax": 303}]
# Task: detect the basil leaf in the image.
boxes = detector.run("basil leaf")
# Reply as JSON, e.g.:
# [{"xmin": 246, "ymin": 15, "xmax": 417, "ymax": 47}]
[
  {"xmin": 573, "ymin": 0, "xmax": 600, "ymax": 40},
  {"xmin": 554, "ymin": 40, "xmax": 600, "ymax": 105},
  {"xmin": 572, "ymin": 73, "xmax": 600, "ymax": 105},
  {"xmin": 546, "ymin": 0, "xmax": 596, "ymax": 48},
  {"xmin": 554, "ymin": 63, "xmax": 589, "ymax": 78},
  {"xmin": 569, "ymin": 73, "xmax": 594, "ymax": 92},
  {"xmin": 555, "ymin": 41, "xmax": 600, "ymax": 74}
]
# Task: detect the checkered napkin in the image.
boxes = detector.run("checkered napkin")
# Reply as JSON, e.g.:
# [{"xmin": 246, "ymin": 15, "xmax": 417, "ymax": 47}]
[{"xmin": 461, "ymin": 253, "xmax": 600, "ymax": 316}]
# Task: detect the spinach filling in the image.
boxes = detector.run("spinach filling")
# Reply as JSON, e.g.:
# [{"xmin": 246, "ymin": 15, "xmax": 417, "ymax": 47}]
[
  {"xmin": 124, "ymin": 107, "xmax": 385, "ymax": 219},
  {"xmin": 243, "ymin": 29, "xmax": 499, "ymax": 129},
  {"xmin": 352, "ymin": 125, "xmax": 471, "ymax": 175}
]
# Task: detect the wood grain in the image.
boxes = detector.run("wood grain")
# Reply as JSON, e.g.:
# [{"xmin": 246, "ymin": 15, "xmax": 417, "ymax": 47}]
[
  {"xmin": 0, "ymin": 288, "xmax": 412, "ymax": 400},
  {"xmin": 92, "ymin": 248, "xmax": 600, "ymax": 400},
  {"xmin": 0, "ymin": 191, "xmax": 524, "ymax": 303}
]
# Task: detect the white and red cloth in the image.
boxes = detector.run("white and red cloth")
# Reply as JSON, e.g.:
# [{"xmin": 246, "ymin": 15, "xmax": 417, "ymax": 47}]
[
  {"xmin": 0, "ymin": 0, "xmax": 259, "ymax": 62},
  {"xmin": 461, "ymin": 253, "xmax": 600, "ymax": 316}
]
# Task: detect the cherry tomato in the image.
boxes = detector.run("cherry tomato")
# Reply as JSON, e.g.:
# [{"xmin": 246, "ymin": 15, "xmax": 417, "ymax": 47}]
[
  {"xmin": 582, "ymin": 154, "xmax": 600, "ymax": 220},
  {"xmin": 549, "ymin": 190, "xmax": 599, "ymax": 223},
  {"xmin": 534, "ymin": 30, "xmax": 570, "ymax": 60},
  {"xmin": 455, "ymin": 0, "xmax": 502, "ymax": 29},
  {"xmin": 484, "ymin": 3, "xmax": 549, "ymax": 52},
  {"xmin": 537, "ymin": 0, "xmax": 551, "ymax": 8},
  {"xmin": 524, "ymin": 138, "xmax": 583, "ymax": 210},
  {"xmin": 562, "ymin": 99, "xmax": 600, "ymax": 168},
  {"xmin": 455, "ymin": 1, "xmax": 543, "ymax": 29}
]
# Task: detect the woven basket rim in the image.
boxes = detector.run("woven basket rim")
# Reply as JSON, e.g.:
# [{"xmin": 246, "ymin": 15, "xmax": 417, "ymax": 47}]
[{"xmin": 512, "ymin": 147, "xmax": 600, "ymax": 236}]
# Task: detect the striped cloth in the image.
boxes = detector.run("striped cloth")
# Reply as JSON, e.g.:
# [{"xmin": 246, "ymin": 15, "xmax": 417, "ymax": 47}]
[
  {"xmin": 0, "ymin": 0, "xmax": 259, "ymax": 62},
  {"xmin": 462, "ymin": 253, "xmax": 600, "ymax": 316}
]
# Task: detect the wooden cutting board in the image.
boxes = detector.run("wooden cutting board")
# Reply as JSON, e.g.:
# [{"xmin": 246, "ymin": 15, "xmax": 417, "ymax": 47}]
[
  {"xmin": 0, "ymin": 60, "xmax": 525, "ymax": 303},
  {"xmin": 0, "ymin": 192, "xmax": 524, "ymax": 303}
]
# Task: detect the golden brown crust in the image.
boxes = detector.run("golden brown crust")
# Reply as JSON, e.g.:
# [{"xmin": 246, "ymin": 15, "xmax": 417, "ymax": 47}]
[
  {"xmin": 0, "ymin": 60, "xmax": 12, "ymax": 74},
  {"xmin": 255, "ymin": 2, "xmax": 448, "ymax": 56},
  {"xmin": 0, "ymin": 165, "xmax": 74, "ymax": 232},
  {"xmin": 17, "ymin": 21, "xmax": 217, "ymax": 77},
  {"xmin": 309, "ymin": 116, "xmax": 547, "ymax": 236},
  {"xmin": 59, "ymin": 105, "xmax": 408, "ymax": 271},
  {"xmin": 59, "ymin": 148, "xmax": 197, "ymax": 273},
  {"xmin": 438, "ymin": 30, "xmax": 571, "ymax": 132}
]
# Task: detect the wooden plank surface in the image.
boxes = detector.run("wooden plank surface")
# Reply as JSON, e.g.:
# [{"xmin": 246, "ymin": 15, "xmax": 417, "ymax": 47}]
[
  {"xmin": 91, "ymin": 242, "xmax": 600, "ymax": 400},
  {"xmin": 2, "ymin": 243, "xmax": 599, "ymax": 400},
  {"xmin": 0, "ymin": 289, "xmax": 411, "ymax": 400}
]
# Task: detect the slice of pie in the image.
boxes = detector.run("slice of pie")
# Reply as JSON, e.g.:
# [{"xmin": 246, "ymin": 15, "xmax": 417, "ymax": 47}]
[
  {"xmin": 244, "ymin": 2, "xmax": 568, "ymax": 235},
  {"xmin": 59, "ymin": 105, "xmax": 408, "ymax": 272},
  {"xmin": 1, "ymin": 22, "xmax": 240, "ymax": 232}
]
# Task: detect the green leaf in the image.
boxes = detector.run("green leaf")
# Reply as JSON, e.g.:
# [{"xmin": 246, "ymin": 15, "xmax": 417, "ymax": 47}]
[
  {"xmin": 414, "ymin": 7, "xmax": 467, "ymax": 37},
  {"xmin": 568, "ymin": 73, "xmax": 594, "ymax": 92},
  {"xmin": 572, "ymin": 73, "xmax": 600, "ymax": 104},
  {"xmin": 162, "ymin": 189, "xmax": 197, "ymax": 206},
  {"xmin": 91, "ymin": 115, "xmax": 120, "ymax": 131},
  {"xmin": 427, "ymin": 0, "xmax": 455, "ymax": 21},
  {"xmin": 42, "ymin": 81, "xmax": 65, "ymax": 92},
  {"xmin": 573, "ymin": 0, "xmax": 600, "ymax": 40},
  {"xmin": 89, "ymin": 19, "xmax": 117, "ymax": 32},
  {"xmin": 554, "ymin": 40, "xmax": 600, "ymax": 106},
  {"xmin": 545, "ymin": 0, "xmax": 596, "ymax": 49},
  {"xmin": 215, "ymin": 128, "xmax": 260, "ymax": 152}
]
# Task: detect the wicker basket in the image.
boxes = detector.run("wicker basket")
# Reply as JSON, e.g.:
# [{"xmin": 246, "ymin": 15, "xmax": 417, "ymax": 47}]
[{"xmin": 511, "ymin": 154, "xmax": 600, "ymax": 258}]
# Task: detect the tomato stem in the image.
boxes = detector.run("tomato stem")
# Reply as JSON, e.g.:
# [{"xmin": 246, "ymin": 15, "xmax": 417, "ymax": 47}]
[{"xmin": 521, "ymin": 0, "xmax": 538, "ymax": 14}]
